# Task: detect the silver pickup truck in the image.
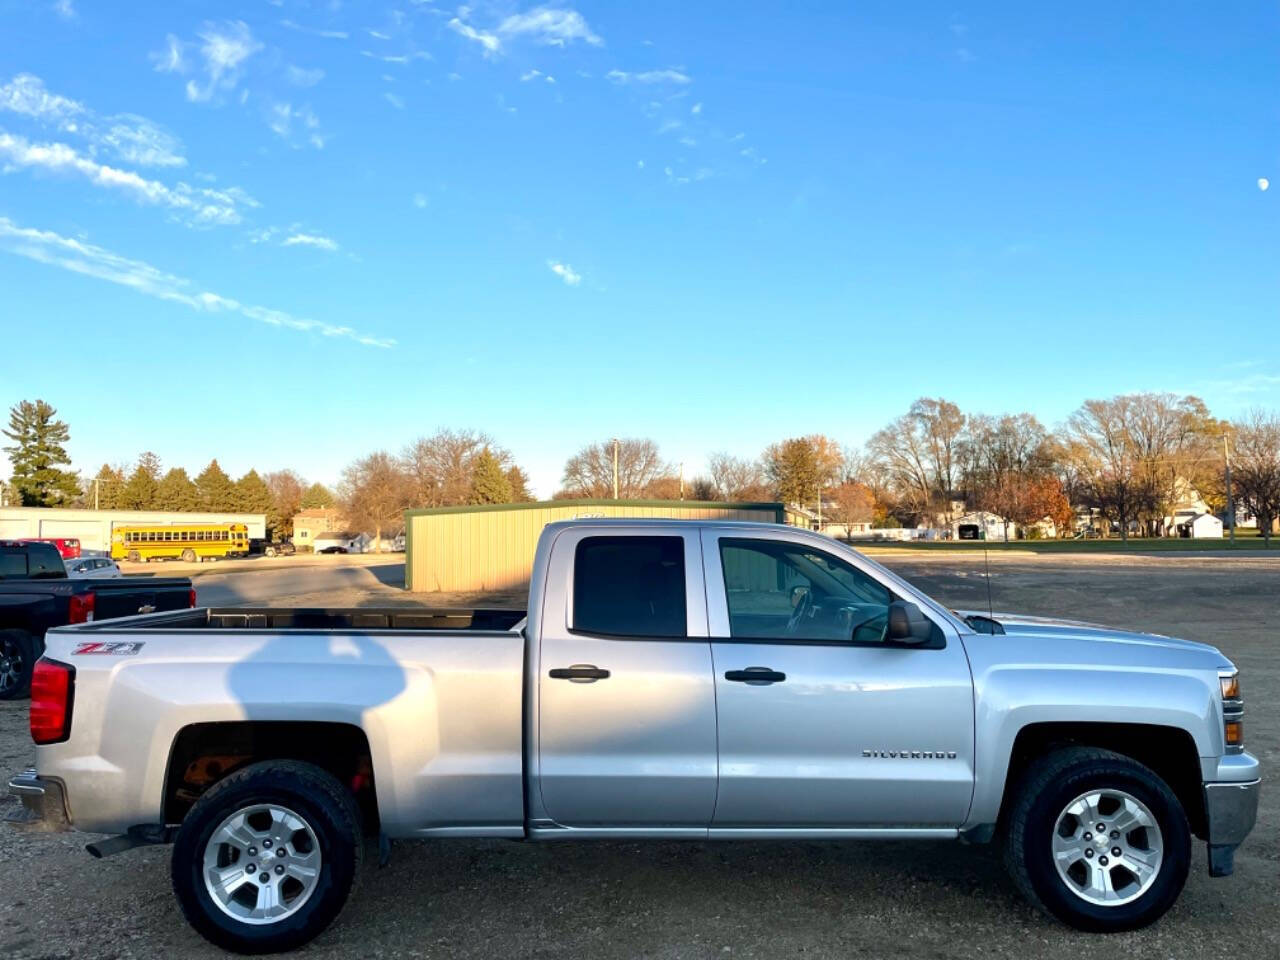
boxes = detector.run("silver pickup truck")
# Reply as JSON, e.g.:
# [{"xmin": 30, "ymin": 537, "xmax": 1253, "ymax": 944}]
[{"xmin": 10, "ymin": 520, "xmax": 1259, "ymax": 953}]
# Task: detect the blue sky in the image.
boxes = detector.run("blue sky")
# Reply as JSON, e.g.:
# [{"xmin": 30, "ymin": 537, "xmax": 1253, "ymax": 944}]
[{"xmin": 1, "ymin": 1, "xmax": 1277, "ymax": 497}]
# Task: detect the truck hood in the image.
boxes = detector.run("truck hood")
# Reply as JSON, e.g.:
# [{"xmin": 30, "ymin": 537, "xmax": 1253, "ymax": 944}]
[{"xmin": 955, "ymin": 609, "xmax": 1221, "ymax": 656}]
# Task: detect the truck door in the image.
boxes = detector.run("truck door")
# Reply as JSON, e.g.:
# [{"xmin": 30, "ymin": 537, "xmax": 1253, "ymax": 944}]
[
  {"xmin": 702, "ymin": 529, "xmax": 975, "ymax": 830},
  {"xmin": 536, "ymin": 528, "xmax": 717, "ymax": 830}
]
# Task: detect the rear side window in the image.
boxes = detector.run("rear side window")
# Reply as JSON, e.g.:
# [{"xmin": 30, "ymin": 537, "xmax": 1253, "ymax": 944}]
[
  {"xmin": 0, "ymin": 552, "xmax": 27, "ymax": 579},
  {"xmin": 26, "ymin": 543, "xmax": 65, "ymax": 579},
  {"xmin": 573, "ymin": 536, "xmax": 686, "ymax": 638}
]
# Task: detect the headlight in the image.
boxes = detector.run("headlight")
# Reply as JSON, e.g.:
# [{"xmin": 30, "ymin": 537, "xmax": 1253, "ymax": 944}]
[
  {"xmin": 1220, "ymin": 670, "xmax": 1243, "ymax": 753},
  {"xmin": 1220, "ymin": 673, "xmax": 1241, "ymax": 701}
]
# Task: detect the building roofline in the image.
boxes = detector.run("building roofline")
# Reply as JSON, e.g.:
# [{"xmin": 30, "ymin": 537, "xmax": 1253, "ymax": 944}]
[{"xmin": 403, "ymin": 498, "xmax": 785, "ymax": 519}]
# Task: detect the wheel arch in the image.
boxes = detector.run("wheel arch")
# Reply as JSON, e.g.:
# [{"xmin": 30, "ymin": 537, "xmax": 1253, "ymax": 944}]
[
  {"xmin": 163, "ymin": 721, "xmax": 378, "ymax": 833},
  {"xmin": 994, "ymin": 722, "xmax": 1206, "ymax": 839}
]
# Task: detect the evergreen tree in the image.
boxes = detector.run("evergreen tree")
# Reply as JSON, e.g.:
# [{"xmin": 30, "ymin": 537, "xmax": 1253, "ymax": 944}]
[
  {"xmin": 195, "ymin": 459, "xmax": 236, "ymax": 510},
  {"xmin": 120, "ymin": 451, "xmax": 162, "ymax": 509},
  {"xmin": 88, "ymin": 464, "xmax": 127, "ymax": 509},
  {"xmin": 299, "ymin": 482, "xmax": 335, "ymax": 509},
  {"xmin": 155, "ymin": 467, "xmax": 200, "ymax": 511},
  {"xmin": 2, "ymin": 399, "xmax": 80, "ymax": 506},
  {"xmin": 506, "ymin": 465, "xmax": 534, "ymax": 502},
  {"xmin": 234, "ymin": 470, "xmax": 276, "ymax": 531},
  {"xmin": 468, "ymin": 448, "xmax": 513, "ymax": 504}
]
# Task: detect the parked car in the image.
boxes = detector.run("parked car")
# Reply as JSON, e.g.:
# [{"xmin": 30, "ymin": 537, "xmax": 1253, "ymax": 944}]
[
  {"xmin": 7, "ymin": 520, "xmax": 1258, "ymax": 952},
  {"xmin": 64, "ymin": 556, "xmax": 123, "ymax": 579},
  {"xmin": 20, "ymin": 537, "xmax": 80, "ymax": 560},
  {"xmin": 247, "ymin": 539, "xmax": 296, "ymax": 558},
  {"xmin": 0, "ymin": 540, "xmax": 194, "ymax": 699}
]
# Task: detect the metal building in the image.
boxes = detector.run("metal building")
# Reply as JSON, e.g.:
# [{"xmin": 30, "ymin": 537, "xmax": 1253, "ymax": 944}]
[
  {"xmin": 404, "ymin": 499, "xmax": 785, "ymax": 593},
  {"xmin": 0, "ymin": 507, "xmax": 267, "ymax": 554}
]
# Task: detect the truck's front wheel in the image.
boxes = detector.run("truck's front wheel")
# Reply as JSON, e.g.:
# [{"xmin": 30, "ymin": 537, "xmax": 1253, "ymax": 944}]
[
  {"xmin": 1004, "ymin": 747, "xmax": 1190, "ymax": 932},
  {"xmin": 171, "ymin": 760, "xmax": 362, "ymax": 954}
]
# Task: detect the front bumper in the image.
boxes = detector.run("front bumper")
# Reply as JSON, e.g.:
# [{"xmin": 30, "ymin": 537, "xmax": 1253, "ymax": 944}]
[
  {"xmin": 6, "ymin": 768, "xmax": 70, "ymax": 832},
  {"xmin": 1203, "ymin": 774, "xmax": 1260, "ymax": 877}
]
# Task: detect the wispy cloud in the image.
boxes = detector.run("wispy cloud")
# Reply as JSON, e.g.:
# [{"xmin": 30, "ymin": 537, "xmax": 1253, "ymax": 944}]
[
  {"xmin": 282, "ymin": 231, "xmax": 338, "ymax": 251},
  {"xmin": 286, "ymin": 65, "xmax": 325, "ymax": 87},
  {"xmin": 0, "ymin": 216, "xmax": 392, "ymax": 347},
  {"xmin": 0, "ymin": 73, "xmax": 85, "ymax": 130},
  {"xmin": 497, "ymin": 7, "xmax": 602, "ymax": 47},
  {"xmin": 520, "ymin": 69, "xmax": 554, "ymax": 83},
  {"xmin": 412, "ymin": 192, "xmax": 428, "ymax": 209},
  {"xmin": 0, "ymin": 132, "xmax": 254, "ymax": 224},
  {"xmin": 690, "ymin": 101, "xmax": 702, "ymax": 115},
  {"xmin": 2, "ymin": 74, "xmax": 188, "ymax": 169},
  {"xmin": 547, "ymin": 260, "xmax": 582, "ymax": 286},
  {"xmin": 449, "ymin": 5, "xmax": 601, "ymax": 56},
  {"xmin": 268, "ymin": 102, "xmax": 323, "ymax": 148},
  {"xmin": 448, "ymin": 16, "xmax": 500, "ymax": 55},
  {"xmin": 383, "ymin": 92, "xmax": 405, "ymax": 109},
  {"xmin": 52, "ymin": 0, "xmax": 75, "ymax": 20},
  {"xmin": 155, "ymin": 21, "xmax": 262, "ymax": 103},
  {"xmin": 280, "ymin": 19, "xmax": 349, "ymax": 40},
  {"xmin": 606, "ymin": 68, "xmax": 691, "ymax": 85}
]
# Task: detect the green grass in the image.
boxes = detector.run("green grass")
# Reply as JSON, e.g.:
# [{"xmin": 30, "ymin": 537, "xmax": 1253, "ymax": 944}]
[{"xmin": 854, "ymin": 533, "xmax": 1277, "ymax": 553}]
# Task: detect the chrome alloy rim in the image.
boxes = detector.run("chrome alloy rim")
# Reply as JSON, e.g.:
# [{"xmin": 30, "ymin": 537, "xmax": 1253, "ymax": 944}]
[
  {"xmin": 1051, "ymin": 789, "xmax": 1163, "ymax": 906},
  {"xmin": 202, "ymin": 804, "xmax": 322, "ymax": 924}
]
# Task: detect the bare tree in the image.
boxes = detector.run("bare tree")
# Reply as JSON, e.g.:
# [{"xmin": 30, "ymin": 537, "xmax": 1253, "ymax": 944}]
[
  {"xmin": 1231, "ymin": 411, "xmax": 1280, "ymax": 545},
  {"xmin": 340, "ymin": 451, "xmax": 413, "ymax": 551},
  {"xmin": 1064, "ymin": 398, "xmax": 1142, "ymax": 540},
  {"xmin": 826, "ymin": 481, "xmax": 875, "ymax": 536},
  {"xmin": 707, "ymin": 452, "xmax": 770, "ymax": 501},
  {"xmin": 264, "ymin": 470, "xmax": 305, "ymax": 537},
  {"xmin": 401, "ymin": 429, "xmax": 514, "ymax": 507},
  {"xmin": 867, "ymin": 412, "xmax": 938, "ymax": 526},
  {"xmin": 968, "ymin": 413, "xmax": 1050, "ymax": 540},
  {"xmin": 560, "ymin": 438, "xmax": 667, "ymax": 498}
]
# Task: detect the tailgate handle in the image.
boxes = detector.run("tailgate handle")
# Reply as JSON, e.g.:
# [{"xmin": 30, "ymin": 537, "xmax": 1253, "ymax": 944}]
[
  {"xmin": 724, "ymin": 667, "xmax": 786, "ymax": 685},
  {"xmin": 549, "ymin": 664, "xmax": 610, "ymax": 683}
]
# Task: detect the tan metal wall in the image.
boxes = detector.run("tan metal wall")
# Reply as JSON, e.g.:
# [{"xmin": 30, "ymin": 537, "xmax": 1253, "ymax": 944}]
[{"xmin": 405, "ymin": 500, "xmax": 783, "ymax": 594}]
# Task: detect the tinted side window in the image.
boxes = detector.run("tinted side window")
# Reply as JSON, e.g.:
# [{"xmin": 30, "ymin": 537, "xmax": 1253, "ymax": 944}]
[
  {"xmin": 0, "ymin": 552, "xmax": 27, "ymax": 579},
  {"xmin": 26, "ymin": 543, "xmax": 65, "ymax": 579},
  {"xmin": 573, "ymin": 536, "xmax": 686, "ymax": 638}
]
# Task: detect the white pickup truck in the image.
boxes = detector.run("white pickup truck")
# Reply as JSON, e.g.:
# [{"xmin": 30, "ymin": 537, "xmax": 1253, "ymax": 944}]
[{"xmin": 9, "ymin": 520, "xmax": 1259, "ymax": 953}]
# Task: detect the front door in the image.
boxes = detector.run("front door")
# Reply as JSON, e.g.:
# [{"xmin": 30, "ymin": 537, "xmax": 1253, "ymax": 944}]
[
  {"xmin": 703, "ymin": 530, "xmax": 975, "ymax": 829},
  {"xmin": 537, "ymin": 528, "xmax": 717, "ymax": 829}
]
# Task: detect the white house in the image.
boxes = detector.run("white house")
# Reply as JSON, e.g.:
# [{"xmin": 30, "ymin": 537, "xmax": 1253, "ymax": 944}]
[
  {"xmin": 952, "ymin": 511, "xmax": 1017, "ymax": 541},
  {"xmin": 1171, "ymin": 512, "xmax": 1223, "ymax": 539}
]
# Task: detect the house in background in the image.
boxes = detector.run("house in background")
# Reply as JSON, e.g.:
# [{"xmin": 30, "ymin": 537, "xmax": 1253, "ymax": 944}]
[
  {"xmin": 292, "ymin": 508, "xmax": 346, "ymax": 551},
  {"xmin": 952, "ymin": 511, "xmax": 1017, "ymax": 541},
  {"xmin": 1170, "ymin": 511, "xmax": 1223, "ymax": 539}
]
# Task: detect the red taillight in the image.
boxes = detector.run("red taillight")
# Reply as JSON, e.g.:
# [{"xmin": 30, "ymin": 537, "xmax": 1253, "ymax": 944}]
[
  {"xmin": 68, "ymin": 591, "xmax": 95, "ymax": 624},
  {"xmin": 188, "ymin": 587, "xmax": 197, "ymax": 608},
  {"xmin": 30, "ymin": 659, "xmax": 75, "ymax": 744}
]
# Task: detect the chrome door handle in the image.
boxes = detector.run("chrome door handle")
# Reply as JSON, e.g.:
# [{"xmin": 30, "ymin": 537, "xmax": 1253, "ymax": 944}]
[
  {"xmin": 724, "ymin": 667, "xmax": 786, "ymax": 685},
  {"xmin": 549, "ymin": 664, "xmax": 611, "ymax": 682}
]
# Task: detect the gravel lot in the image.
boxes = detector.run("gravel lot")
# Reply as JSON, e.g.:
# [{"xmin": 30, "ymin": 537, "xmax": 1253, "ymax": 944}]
[{"xmin": 1, "ymin": 554, "xmax": 1275, "ymax": 959}]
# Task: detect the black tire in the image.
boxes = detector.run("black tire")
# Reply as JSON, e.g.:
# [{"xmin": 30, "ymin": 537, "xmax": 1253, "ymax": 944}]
[
  {"xmin": 172, "ymin": 760, "xmax": 363, "ymax": 954},
  {"xmin": 0, "ymin": 629, "xmax": 37, "ymax": 701},
  {"xmin": 181, "ymin": 548, "xmax": 197, "ymax": 564},
  {"xmin": 264, "ymin": 546, "xmax": 276, "ymax": 558},
  {"xmin": 1004, "ymin": 746, "xmax": 1190, "ymax": 932}
]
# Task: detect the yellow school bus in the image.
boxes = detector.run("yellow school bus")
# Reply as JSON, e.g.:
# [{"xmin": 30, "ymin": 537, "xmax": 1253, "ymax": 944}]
[{"xmin": 110, "ymin": 523, "xmax": 250, "ymax": 563}]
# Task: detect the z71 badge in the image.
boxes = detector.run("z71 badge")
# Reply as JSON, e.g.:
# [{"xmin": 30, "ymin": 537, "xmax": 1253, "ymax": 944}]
[{"xmin": 73, "ymin": 641, "xmax": 146, "ymax": 656}]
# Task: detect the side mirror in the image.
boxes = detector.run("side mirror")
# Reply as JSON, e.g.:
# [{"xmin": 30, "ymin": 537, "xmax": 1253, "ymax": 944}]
[{"xmin": 886, "ymin": 600, "xmax": 933, "ymax": 644}]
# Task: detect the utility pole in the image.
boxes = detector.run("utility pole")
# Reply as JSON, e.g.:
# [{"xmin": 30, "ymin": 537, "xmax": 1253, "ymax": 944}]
[
  {"xmin": 679, "ymin": 462, "xmax": 684, "ymax": 500},
  {"xmin": 611, "ymin": 438, "xmax": 619, "ymax": 500},
  {"xmin": 1224, "ymin": 432, "xmax": 1235, "ymax": 544}
]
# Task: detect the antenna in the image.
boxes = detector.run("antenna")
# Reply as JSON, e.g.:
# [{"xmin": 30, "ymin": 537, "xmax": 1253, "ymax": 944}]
[{"xmin": 983, "ymin": 536, "xmax": 994, "ymax": 621}]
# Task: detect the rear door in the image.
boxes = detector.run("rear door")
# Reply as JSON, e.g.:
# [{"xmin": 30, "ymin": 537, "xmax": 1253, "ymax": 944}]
[
  {"xmin": 703, "ymin": 529, "xmax": 975, "ymax": 830},
  {"xmin": 536, "ymin": 527, "xmax": 717, "ymax": 829}
]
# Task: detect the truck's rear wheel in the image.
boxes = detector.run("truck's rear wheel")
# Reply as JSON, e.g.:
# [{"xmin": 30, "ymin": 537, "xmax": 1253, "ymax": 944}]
[
  {"xmin": 0, "ymin": 629, "xmax": 36, "ymax": 700},
  {"xmin": 1004, "ymin": 747, "xmax": 1190, "ymax": 932},
  {"xmin": 172, "ymin": 760, "xmax": 362, "ymax": 953}
]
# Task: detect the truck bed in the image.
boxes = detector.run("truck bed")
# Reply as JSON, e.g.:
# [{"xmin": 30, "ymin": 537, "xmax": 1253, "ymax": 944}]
[{"xmin": 72, "ymin": 606, "xmax": 527, "ymax": 632}]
